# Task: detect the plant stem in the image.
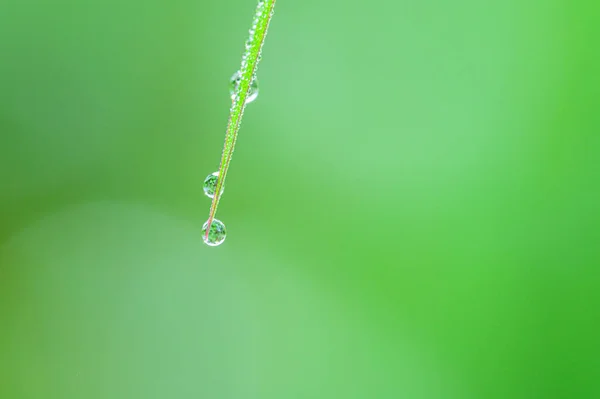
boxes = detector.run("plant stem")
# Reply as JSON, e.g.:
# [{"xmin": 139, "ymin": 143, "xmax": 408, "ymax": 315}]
[{"xmin": 204, "ymin": 0, "xmax": 276, "ymax": 241}]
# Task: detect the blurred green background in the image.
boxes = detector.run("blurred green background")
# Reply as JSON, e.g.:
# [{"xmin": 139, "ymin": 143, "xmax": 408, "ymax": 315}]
[{"xmin": 1, "ymin": 0, "xmax": 599, "ymax": 398}]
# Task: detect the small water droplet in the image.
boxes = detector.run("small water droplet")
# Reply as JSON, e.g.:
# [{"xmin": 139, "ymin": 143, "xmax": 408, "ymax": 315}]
[
  {"xmin": 230, "ymin": 71, "xmax": 259, "ymax": 103},
  {"xmin": 203, "ymin": 171, "xmax": 224, "ymax": 199},
  {"xmin": 202, "ymin": 219, "xmax": 226, "ymax": 246}
]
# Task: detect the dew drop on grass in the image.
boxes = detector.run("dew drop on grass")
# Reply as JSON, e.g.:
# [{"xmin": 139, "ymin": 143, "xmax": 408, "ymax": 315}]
[
  {"xmin": 202, "ymin": 219, "xmax": 227, "ymax": 246},
  {"xmin": 230, "ymin": 71, "xmax": 259, "ymax": 103},
  {"xmin": 203, "ymin": 171, "xmax": 224, "ymax": 199}
]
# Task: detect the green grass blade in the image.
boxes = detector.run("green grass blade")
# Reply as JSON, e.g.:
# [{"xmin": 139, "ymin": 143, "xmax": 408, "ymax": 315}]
[{"xmin": 204, "ymin": 0, "xmax": 276, "ymax": 242}]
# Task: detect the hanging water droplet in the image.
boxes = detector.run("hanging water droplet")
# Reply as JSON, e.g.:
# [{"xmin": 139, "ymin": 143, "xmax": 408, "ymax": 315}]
[
  {"xmin": 229, "ymin": 71, "xmax": 259, "ymax": 103},
  {"xmin": 202, "ymin": 219, "xmax": 226, "ymax": 246},
  {"xmin": 203, "ymin": 171, "xmax": 224, "ymax": 199}
]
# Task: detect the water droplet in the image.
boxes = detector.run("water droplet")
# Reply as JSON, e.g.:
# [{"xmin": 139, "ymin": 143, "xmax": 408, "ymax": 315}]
[
  {"xmin": 203, "ymin": 171, "xmax": 224, "ymax": 199},
  {"xmin": 202, "ymin": 219, "xmax": 226, "ymax": 246},
  {"xmin": 230, "ymin": 71, "xmax": 259, "ymax": 103}
]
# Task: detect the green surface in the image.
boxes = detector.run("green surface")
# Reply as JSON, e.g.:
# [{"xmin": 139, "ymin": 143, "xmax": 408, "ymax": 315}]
[{"xmin": 0, "ymin": 1, "xmax": 599, "ymax": 398}]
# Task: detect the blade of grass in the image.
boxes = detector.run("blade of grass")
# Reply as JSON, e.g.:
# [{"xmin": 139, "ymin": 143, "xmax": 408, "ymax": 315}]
[{"xmin": 204, "ymin": 0, "xmax": 276, "ymax": 242}]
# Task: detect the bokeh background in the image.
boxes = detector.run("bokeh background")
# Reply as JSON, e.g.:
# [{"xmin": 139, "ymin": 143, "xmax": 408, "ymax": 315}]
[{"xmin": 1, "ymin": 0, "xmax": 599, "ymax": 398}]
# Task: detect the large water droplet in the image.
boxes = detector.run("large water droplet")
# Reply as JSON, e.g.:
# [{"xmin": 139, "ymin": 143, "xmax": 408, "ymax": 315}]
[
  {"xmin": 203, "ymin": 171, "xmax": 224, "ymax": 199},
  {"xmin": 202, "ymin": 219, "xmax": 227, "ymax": 246},
  {"xmin": 230, "ymin": 71, "xmax": 259, "ymax": 103}
]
